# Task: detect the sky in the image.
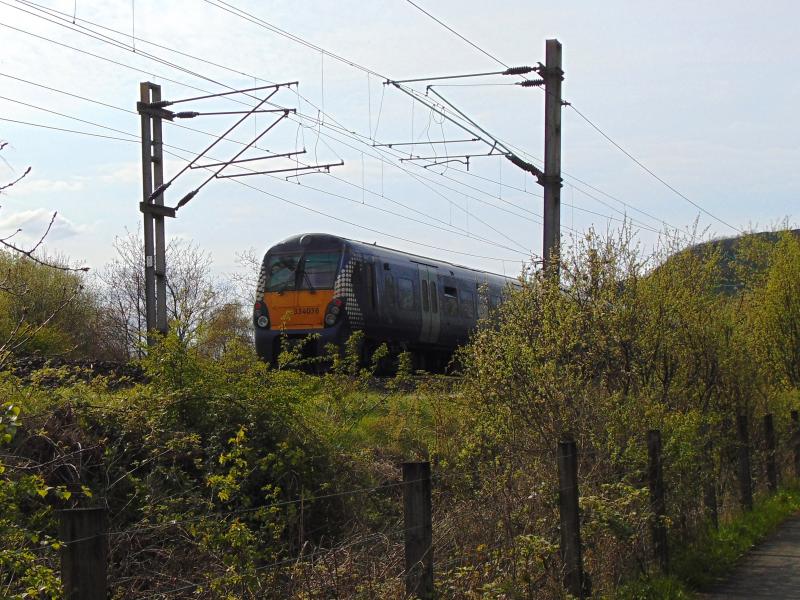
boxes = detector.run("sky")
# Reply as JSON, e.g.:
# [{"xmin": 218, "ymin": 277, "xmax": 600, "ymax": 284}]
[{"xmin": 0, "ymin": 0, "xmax": 798, "ymax": 282}]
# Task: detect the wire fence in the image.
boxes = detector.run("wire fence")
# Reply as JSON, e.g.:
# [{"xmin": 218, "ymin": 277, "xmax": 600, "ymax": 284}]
[{"xmin": 4, "ymin": 401, "xmax": 799, "ymax": 598}]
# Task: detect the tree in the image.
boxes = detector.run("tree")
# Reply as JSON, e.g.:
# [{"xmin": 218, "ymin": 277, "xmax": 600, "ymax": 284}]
[
  {"xmin": 95, "ymin": 231, "xmax": 245, "ymax": 360},
  {"xmin": 757, "ymin": 231, "xmax": 800, "ymax": 388},
  {"xmin": 0, "ymin": 142, "xmax": 92, "ymax": 364}
]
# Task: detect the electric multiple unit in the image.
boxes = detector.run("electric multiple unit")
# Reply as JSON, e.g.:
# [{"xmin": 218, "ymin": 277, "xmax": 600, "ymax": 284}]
[{"xmin": 253, "ymin": 233, "xmax": 516, "ymax": 369}]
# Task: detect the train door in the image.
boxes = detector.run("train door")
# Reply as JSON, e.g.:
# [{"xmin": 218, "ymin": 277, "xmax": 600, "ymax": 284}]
[{"xmin": 417, "ymin": 265, "xmax": 440, "ymax": 344}]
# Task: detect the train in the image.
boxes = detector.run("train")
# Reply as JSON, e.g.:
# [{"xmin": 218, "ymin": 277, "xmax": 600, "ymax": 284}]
[{"xmin": 253, "ymin": 233, "xmax": 517, "ymax": 370}]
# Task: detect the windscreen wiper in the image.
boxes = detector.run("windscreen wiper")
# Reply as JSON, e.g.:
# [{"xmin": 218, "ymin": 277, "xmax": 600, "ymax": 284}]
[
  {"xmin": 298, "ymin": 267, "xmax": 316, "ymax": 293},
  {"xmin": 296, "ymin": 255, "xmax": 316, "ymax": 293}
]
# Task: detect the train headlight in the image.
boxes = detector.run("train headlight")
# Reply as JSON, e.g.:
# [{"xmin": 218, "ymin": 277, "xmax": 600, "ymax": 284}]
[
  {"xmin": 257, "ymin": 315, "xmax": 270, "ymax": 328},
  {"xmin": 324, "ymin": 297, "xmax": 344, "ymax": 327}
]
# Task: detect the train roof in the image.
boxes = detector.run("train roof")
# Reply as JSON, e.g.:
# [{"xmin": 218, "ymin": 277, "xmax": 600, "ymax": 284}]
[{"xmin": 269, "ymin": 233, "xmax": 521, "ymax": 284}]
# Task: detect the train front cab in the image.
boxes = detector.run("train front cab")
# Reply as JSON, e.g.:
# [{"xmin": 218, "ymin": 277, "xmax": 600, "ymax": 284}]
[{"xmin": 254, "ymin": 234, "xmax": 349, "ymax": 364}]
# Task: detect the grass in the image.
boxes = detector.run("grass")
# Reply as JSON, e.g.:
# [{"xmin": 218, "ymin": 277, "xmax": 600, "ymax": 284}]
[{"xmin": 613, "ymin": 485, "xmax": 800, "ymax": 599}]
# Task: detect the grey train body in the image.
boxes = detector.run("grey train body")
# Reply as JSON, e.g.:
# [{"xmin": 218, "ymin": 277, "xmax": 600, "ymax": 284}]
[{"xmin": 254, "ymin": 233, "xmax": 516, "ymax": 370}]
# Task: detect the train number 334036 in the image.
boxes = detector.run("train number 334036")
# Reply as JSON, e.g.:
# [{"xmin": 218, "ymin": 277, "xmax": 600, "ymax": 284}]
[{"xmin": 293, "ymin": 307, "xmax": 320, "ymax": 315}]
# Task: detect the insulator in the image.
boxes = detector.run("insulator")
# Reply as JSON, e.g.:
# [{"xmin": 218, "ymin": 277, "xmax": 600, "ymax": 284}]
[
  {"xmin": 519, "ymin": 79, "xmax": 545, "ymax": 87},
  {"xmin": 147, "ymin": 181, "xmax": 171, "ymax": 202},
  {"xmin": 503, "ymin": 65, "xmax": 535, "ymax": 75},
  {"xmin": 176, "ymin": 189, "xmax": 198, "ymax": 209},
  {"xmin": 175, "ymin": 111, "xmax": 199, "ymax": 119}
]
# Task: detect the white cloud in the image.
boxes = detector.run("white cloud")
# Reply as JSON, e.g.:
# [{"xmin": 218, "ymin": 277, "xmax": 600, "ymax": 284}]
[
  {"xmin": 90, "ymin": 162, "xmax": 142, "ymax": 185},
  {"xmin": 11, "ymin": 178, "xmax": 85, "ymax": 196},
  {"xmin": 0, "ymin": 208, "xmax": 91, "ymax": 242}
]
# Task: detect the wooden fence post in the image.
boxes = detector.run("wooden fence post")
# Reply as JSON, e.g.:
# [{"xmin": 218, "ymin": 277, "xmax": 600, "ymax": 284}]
[
  {"xmin": 764, "ymin": 414, "xmax": 779, "ymax": 492},
  {"xmin": 557, "ymin": 439, "xmax": 585, "ymax": 599},
  {"xmin": 700, "ymin": 424, "xmax": 718, "ymax": 529},
  {"xmin": 59, "ymin": 507, "xmax": 108, "ymax": 600},
  {"xmin": 647, "ymin": 430, "xmax": 669, "ymax": 572},
  {"xmin": 792, "ymin": 410, "xmax": 800, "ymax": 479},
  {"xmin": 402, "ymin": 461, "xmax": 433, "ymax": 599},
  {"xmin": 737, "ymin": 414, "xmax": 754, "ymax": 511}
]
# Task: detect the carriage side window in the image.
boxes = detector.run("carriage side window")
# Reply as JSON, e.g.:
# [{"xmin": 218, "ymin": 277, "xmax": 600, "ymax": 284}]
[
  {"xmin": 478, "ymin": 295, "xmax": 488, "ymax": 319},
  {"xmin": 461, "ymin": 290, "xmax": 476, "ymax": 318},
  {"xmin": 443, "ymin": 285, "xmax": 458, "ymax": 316},
  {"xmin": 489, "ymin": 295, "xmax": 501, "ymax": 309},
  {"xmin": 384, "ymin": 274, "xmax": 396, "ymax": 307},
  {"xmin": 430, "ymin": 282, "xmax": 438, "ymax": 313},
  {"xmin": 398, "ymin": 277, "xmax": 415, "ymax": 310},
  {"xmin": 421, "ymin": 280, "xmax": 429, "ymax": 312}
]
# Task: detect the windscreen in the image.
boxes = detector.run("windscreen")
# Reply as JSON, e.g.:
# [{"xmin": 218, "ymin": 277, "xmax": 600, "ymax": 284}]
[
  {"xmin": 300, "ymin": 252, "xmax": 340, "ymax": 289},
  {"xmin": 265, "ymin": 252, "xmax": 340, "ymax": 292}
]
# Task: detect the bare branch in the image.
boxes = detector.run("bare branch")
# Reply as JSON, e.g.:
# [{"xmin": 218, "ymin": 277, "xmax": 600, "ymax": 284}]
[
  {"xmin": 28, "ymin": 211, "xmax": 57, "ymax": 255},
  {"xmin": 0, "ymin": 165, "xmax": 31, "ymax": 193},
  {"xmin": 0, "ymin": 228, "xmax": 24, "ymax": 243},
  {"xmin": 7, "ymin": 283, "xmax": 83, "ymax": 353},
  {"xmin": 0, "ymin": 231, "xmax": 90, "ymax": 273}
]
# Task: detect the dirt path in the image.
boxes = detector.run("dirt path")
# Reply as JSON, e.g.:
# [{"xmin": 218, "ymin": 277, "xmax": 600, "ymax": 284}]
[{"xmin": 700, "ymin": 514, "xmax": 800, "ymax": 599}]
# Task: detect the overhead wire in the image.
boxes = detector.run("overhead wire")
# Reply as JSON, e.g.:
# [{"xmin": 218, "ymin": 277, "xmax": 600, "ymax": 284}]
[
  {"xmin": 499, "ymin": 138, "xmax": 681, "ymax": 231},
  {"xmin": 106, "ymin": 0, "xmax": 661, "ymax": 235},
  {"xmin": 0, "ymin": 2, "xmax": 522, "ymax": 237},
  {"xmin": 2, "ymin": 0, "xmax": 242, "ymax": 94},
  {"xmin": 567, "ymin": 104, "xmax": 743, "ymax": 233},
  {"xmin": 403, "ymin": 0, "xmax": 510, "ymax": 68},
  {"xmin": 0, "ymin": 117, "xmax": 137, "ymax": 143},
  {"xmin": 0, "ymin": 9, "xmax": 542, "ymax": 250},
  {"xmin": 5, "ymin": 0, "xmax": 674, "ymax": 246},
  {"xmin": 0, "ymin": 69, "xmax": 536, "ymax": 255},
  {"xmin": 295, "ymin": 111, "xmax": 544, "ymax": 223},
  {"xmin": 0, "ymin": 21, "xmax": 253, "ymax": 110},
  {"xmin": 198, "ymin": 0, "xmax": 386, "ymax": 78},
  {"xmin": 0, "ymin": 90, "xmax": 530, "ymax": 259},
  {"xmin": 293, "ymin": 107, "xmax": 609, "ymax": 237},
  {"xmin": 170, "ymin": 142, "xmax": 534, "ymax": 259},
  {"xmin": 288, "ymin": 112, "xmax": 548, "ymax": 231},
  {"xmin": 163, "ymin": 146, "xmax": 526, "ymax": 264},
  {"xmin": 304, "ymin": 103, "xmax": 662, "ymax": 233},
  {"xmin": 400, "ymin": 0, "xmax": 742, "ymax": 234},
  {"xmin": 0, "ymin": 95, "xmax": 140, "ymax": 140},
  {"xmin": 3, "ymin": 1, "xmax": 644, "ymax": 237}
]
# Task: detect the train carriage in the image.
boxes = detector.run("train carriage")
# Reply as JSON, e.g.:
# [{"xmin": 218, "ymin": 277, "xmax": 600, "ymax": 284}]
[{"xmin": 253, "ymin": 233, "xmax": 516, "ymax": 369}]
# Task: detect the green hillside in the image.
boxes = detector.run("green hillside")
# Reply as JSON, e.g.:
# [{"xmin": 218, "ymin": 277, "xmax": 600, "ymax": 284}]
[{"xmin": 687, "ymin": 228, "xmax": 800, "ymax": 293}]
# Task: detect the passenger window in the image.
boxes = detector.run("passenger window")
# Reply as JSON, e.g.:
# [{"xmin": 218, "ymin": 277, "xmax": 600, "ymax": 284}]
[
  {"xmin": 478, "ymin": 295, "xmax": 488, "ymax": 319},
  {"xmin": 384, "ymin": 274, "xmax": 396, "ymax": 307},
  {"xmin": 443, "ymin": 284, "xmax": 458, "ymax": 316},
  {"xmin": 430, "ymin": 282, "xmax": 438, "ymax": 313},
  {"xmin": 398, "ymin": 277, "xmax": 414, "ymax": 310},
  {"xmin": 490, "ymin": 295, "xmax": 501, "ymax": 309},
  {"xmin": 461, "ymin": 291, "xmax": 476, "ymax": 318},
  {"xmin": 421, "ymin": 280, "xmax": 429, "ymax": 312}
]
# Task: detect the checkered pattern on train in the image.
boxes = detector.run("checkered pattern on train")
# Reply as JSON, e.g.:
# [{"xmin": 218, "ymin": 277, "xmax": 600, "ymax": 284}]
[
  {"xmin": 254, "ymin": 261, "xmax": 267, "ymax": 302},
  {"xmin": 334, "ymin": 253, "xmax": 364, "ymax": 329}
]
